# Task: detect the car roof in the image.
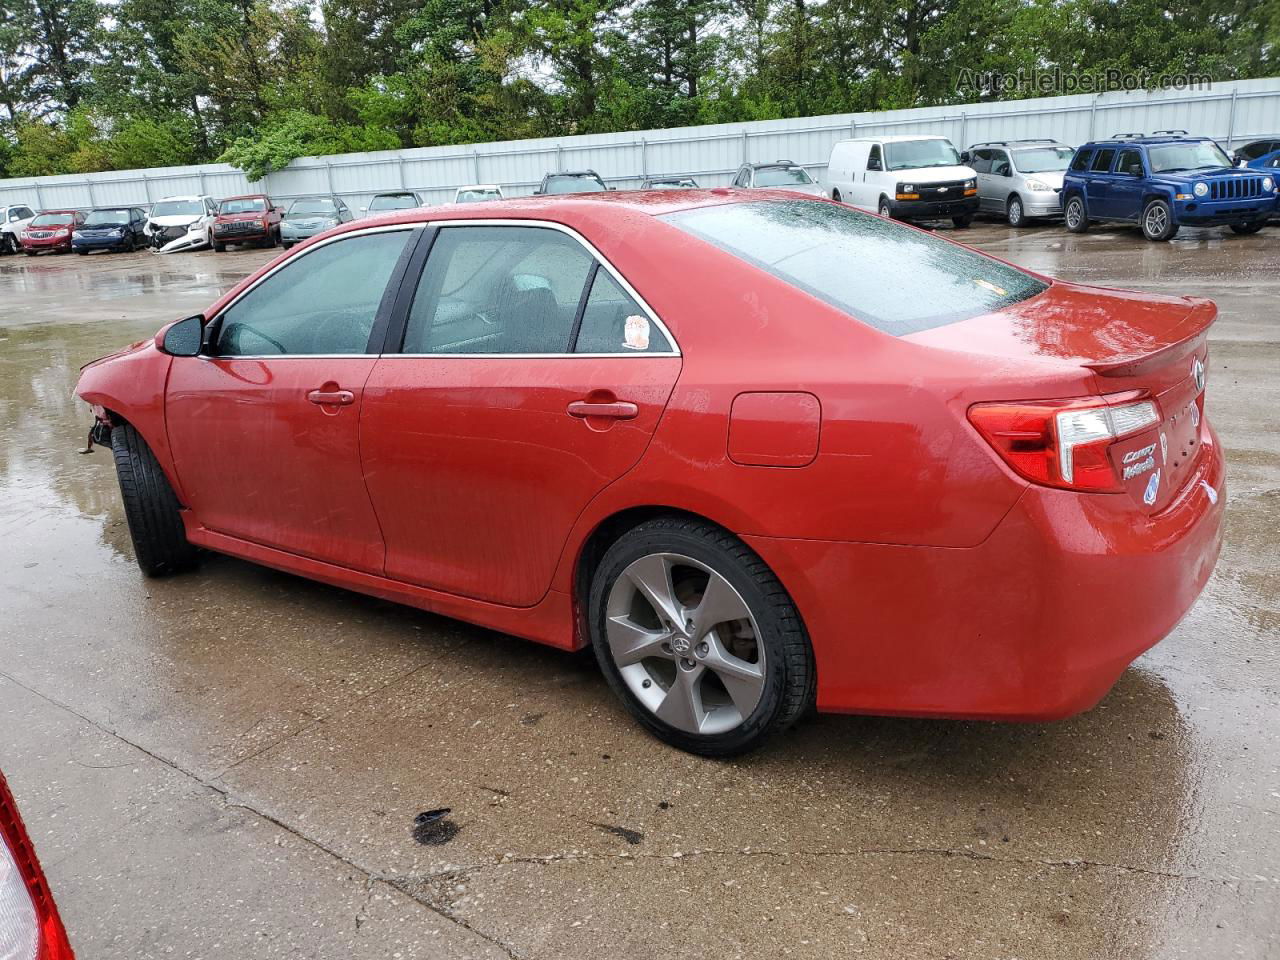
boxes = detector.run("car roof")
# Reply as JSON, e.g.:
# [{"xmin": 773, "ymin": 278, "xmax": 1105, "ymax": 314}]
[
  {"xmin": 221, "ymin": 194, "xmax": 269, "ymax": 200},
  {"xmin": 457, "ymin": 184, "xmax": 501, "ymax": 190},
  {"xmin": 155, "ymin": 195, "xmax": 211, "ymax": 201},
  {"xmin": 35, "ymin": 208, "xmax": 80, "ymax": 214},
  {"xmin": 1081, "ymin": 135, "xmax": 1215, "ymax": 148},
  {"xmin": 373, "ymin": 190, "xmax": 417, "ymax": 196},
  {"xmin": 546, "ymin": 171, "xmax": 602, "ymax": 178},
  {"xmin": 838, "ymin": 135, "xmax": 951, "ymax": 144}
]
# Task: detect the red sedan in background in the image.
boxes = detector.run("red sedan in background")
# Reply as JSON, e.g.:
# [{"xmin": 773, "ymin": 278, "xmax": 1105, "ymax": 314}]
[
  {"xmin": 0, "ymin": 772, "xmax": 75, "ymax": 958},
  {"xmin": 75, "ymin": 191, "xmax": 1224, "ymax": 754},
  {"xmin": 21, "ymin": 210, "xmax": 85, "ymax": 255}
]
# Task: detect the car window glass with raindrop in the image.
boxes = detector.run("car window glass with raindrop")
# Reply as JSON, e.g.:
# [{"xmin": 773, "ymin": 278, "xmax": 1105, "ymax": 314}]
[
  {"xmin": 664, "ymin": 200, "xmax": 1048, "ymax": 335},
  {"xmin": 214, "ymin": 230, "xmax": 411, "ymax": 356}
]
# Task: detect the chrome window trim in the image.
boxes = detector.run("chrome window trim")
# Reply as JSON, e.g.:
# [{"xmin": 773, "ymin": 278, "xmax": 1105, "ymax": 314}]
[
  {"xmin": 386, "ymin": 217, "xmax": 680, "ymax": 358},
  {"xmin": 204, "ymin": 217, "xmax": 681, "ymax": 360}
]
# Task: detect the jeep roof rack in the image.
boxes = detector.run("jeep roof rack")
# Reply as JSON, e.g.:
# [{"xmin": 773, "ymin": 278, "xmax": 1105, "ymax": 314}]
[
  {"xmin": 1110, "ymin": 132, "xmax": 1145, "ymax": 140},
  {"xmin": 1152, "ymin": 129, "xmax": 1189, "ymax": 136},
  {"xmin": 969, "ymin": 138, "xmax": 1060, "ymax": 148}
]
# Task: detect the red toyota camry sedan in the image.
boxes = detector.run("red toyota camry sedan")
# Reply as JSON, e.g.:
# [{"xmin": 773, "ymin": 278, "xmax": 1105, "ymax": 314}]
[{"xmin": 75, "ymin": 191, "xmax": 1225, "ymax": 755}]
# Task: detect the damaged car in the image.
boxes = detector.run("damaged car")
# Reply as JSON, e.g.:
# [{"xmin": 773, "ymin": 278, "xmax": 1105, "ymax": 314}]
[{"xmin": 146, "ymin": 196, "xmax": 217, "ymax": 253}]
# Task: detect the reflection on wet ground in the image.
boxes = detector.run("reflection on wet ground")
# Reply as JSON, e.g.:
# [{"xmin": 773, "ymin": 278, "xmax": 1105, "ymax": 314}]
[{"xmin": 0, "ymin": 229, "xmax": 1277, "ymax": 959}]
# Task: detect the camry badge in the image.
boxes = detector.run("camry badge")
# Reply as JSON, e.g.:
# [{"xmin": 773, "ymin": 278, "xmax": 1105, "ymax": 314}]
[
  {"xmin": 1144, "ymin": 470, "xmax": 1161, "ymax": 506},
  {"xmin": 1159, "ymin": 432, "xmax": 1168, "ymax": 463},
  {"xmin": 1192, "ymin": 357, "xmax": 1206, "ymax": 393}
]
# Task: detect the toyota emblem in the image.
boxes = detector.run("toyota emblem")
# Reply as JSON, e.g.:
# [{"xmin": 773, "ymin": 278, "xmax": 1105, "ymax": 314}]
[{"xmin": 1192, "ymin": 357, "xmax": 1206, "ymax": 393}]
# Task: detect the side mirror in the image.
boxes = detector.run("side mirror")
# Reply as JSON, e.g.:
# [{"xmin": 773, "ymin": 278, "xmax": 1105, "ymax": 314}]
[
  {"xmin": 157, "ymin": 315, "xmax": 204, "ymax": 357},
  {"xmin": 960, "ymin": 152, "xmax": 971, "ymax": 163}
]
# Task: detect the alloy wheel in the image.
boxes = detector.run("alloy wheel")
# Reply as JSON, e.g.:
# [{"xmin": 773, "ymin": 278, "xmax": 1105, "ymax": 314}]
[
  {"xmin": 1066, "ymin": 200, "xmax": 1082, "ymax": 229},
  {"xmin": 604, "ymin": 552, "xmax": 766, "ymax": 735},
  {"xmin": 1008, "ymin": 198, "xmax": 1023, "ymax": 226},
  {"xmin": 1144, "ymin": 204, "xmax": 1169, "ymax": 237}
]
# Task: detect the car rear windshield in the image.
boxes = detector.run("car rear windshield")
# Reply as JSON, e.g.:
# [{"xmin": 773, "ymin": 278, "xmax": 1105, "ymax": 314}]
[
  {"xmin": 220, "ymin": 197, "xmax": 267, "ymax": 214},
  {"xmin": 31, "ymin": 213, "xmax": 74, "ymax": 226},
  {"xmin": 545, "ymin": 176, "xmax": 606, "ymax": 194},
  {"xmin": 456, "ymin": 189, "xmax": 499, "ymax": 202},
  {"xmin": 663, "ymin": 200, "xmax": 1048, "ymax": 335},
  {"xmin": 289, "ymin": 198, "xmax": 338, "ymax": 215},
  {"xmin": 84, "ymin": 209, "xmax": 131, "ymax": 225},
  {"xmin": 885, "ymin": 139, "xmax": 961, "ymax": 171},
  {"xmin": 1148, "ymin": 141, "xmax": 1231, "ymax": 173},
  {"xmin": 151, "ymin": 200, "xmax": 204, "ymax": 217},
  {"xmin": 754, "ymin": 167, "xmax": 814, "ymax": 186},
  {"xmin": 370, "ymin": 194, "xmax": 418, "ymax": 210}
]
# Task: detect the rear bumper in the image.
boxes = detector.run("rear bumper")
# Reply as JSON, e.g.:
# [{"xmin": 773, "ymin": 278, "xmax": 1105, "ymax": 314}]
[
  {"xmin": 892, "ymin": 195, "xmax": 979, "ymax": 220},
  {"xmin": 747, "ymin": 421, "xmax": 1225, "ymax": 721}
]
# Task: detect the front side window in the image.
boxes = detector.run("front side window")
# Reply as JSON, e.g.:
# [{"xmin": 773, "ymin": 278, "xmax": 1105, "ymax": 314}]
[
  {"xmin": 990, "ymin": 151, "xmax": 1012, "ymax": 177},
  {"xmin": 867, "ymin": 145, "xmax": 882, "ymax": 170},
  {"xmin": 220, "ymin": 197, "xmax": 267, "ymax": 215},
  {"xmin": 968, "ymin": 149, "xmax": 992, "ymax": 174},
  {"xmin": 215, "ymin": 230, "xmax": 411, "ymax": 356},
  {"xmin": 1116, "ymin": 148, "xmax": 1144, "ymax": 176},
  {"xmin": 754, "ymin": 166, "xmax": 815, "ymax": 186},
  {"xmin": 575, "ymin": 269, "xmax": 672, "ymax": 354},
  {"xmin": 402, "ymin": 226, "xmax": 594, "ymax": 354},
  {"xmin": 1069, "ymin": 149, "xmax": 1092, "ymax": 172},
  {"xmin": 1238, "ymin": 141, "xmax": 1272, "ymax": 160},
  {"xmin": 664, "ymin": 200, "xmax": 1047, "ymax": 336},
  {"xmin": 1013, "ymin": 146, "xmax": 1074, "ymax": 173},
  {"xmin": 1090, "ymin": 148, "xmax": 1117, "ymax": 172},
  {"xmin": 885, "ymin": 139, "xmax": 961, "ymax": 171},
  {"xmin": 1147, "ymin": 140, "xmax": 1231, "ymax": 173}
]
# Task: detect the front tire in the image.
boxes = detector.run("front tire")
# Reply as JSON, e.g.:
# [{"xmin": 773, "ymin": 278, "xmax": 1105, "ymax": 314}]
[
  {"xmin": 1006, "ymin": 195, "xmax": 1026, "ymax": 227},
  {"xmin": 588, "ymin": 517, "xmax": 814, "ymax": 756},
  {"xmin": 952, "ymin": 214, "xmax": 973, "ymax": 228},
  {"xmin": 878, "ymin": 197, "xmax": 894, "ymax": 219},
  {"xmin": 110, "ymin": 423, "xmax": 199, "ymax": 577},
  {"xmin": 832, "ymin": 189, "xmax": 842, "ymax": 203},
  {"xmin": 213, "ymin": 242, "xmax": 226, "ymax": 253},
  {"xmin": 1064, "ymin": 195, "xmax": 1089, "ymax": 233},
  {"xmin": 1141, "ymin": 199, "xmax": 1178, "ymax": 241}
]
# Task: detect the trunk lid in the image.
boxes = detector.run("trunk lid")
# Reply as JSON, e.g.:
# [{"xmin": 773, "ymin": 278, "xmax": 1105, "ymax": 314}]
[{"xmin": 910, "ymin": 280, "xmax": 1216, "ymax": 513}]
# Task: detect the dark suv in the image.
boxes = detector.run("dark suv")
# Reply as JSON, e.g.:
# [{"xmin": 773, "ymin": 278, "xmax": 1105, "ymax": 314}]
[
  {"xmin": 1063, "ymin": 132, "xmax": 1277, "ymax": 240},
  {"xmin": 535, "ymin": 171, "xmax": 610, "ymax": 195}
]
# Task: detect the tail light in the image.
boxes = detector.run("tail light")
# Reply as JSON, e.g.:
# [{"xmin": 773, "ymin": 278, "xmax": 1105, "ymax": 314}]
[
  {"xmin": 0, "ymin": 774, "xmax": 75, "ymax": 960},
  {"xmin": 968, "ymin": 393, "xmax": 1160, "ymax": 492}
]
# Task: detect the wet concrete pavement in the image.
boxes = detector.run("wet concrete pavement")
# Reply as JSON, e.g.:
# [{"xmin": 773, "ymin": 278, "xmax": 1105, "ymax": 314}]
[{"xmin": 1, "ymin": 225, "xmax": 1277, "ymax": 959}]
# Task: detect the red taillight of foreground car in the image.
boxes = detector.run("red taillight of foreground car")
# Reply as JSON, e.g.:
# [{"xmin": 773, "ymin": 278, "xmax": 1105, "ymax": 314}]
[
  {"xmin": 0, "ymin": 774, "xmax": 75, "ymax": 960},
  {"xmin": 968, "ymin": 393, "xmax": 1161, "ymax": 492}
]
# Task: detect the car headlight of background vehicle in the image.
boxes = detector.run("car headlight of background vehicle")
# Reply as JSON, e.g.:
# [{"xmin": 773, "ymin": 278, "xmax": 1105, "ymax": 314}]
[
  {"xmin": 1193, "ymin": 182, "xmax": 1209, "ymax": 197},
  {"xmin": 1264, "ymin": 176, "xmax": 1275, "ymax": 192},
  {"xmin": 965, "ymin": 179, "xmax": 976, "ymax": 190},
  {"xmin": 1025, "ymin": 178, "xmax": 1052, "ymax": 192}
]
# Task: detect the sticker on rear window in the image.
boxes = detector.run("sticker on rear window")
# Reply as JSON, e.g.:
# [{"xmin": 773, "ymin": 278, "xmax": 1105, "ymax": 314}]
[{"xmin": 623, "ymin": 315, "xmax": 650, "ymax": 351}]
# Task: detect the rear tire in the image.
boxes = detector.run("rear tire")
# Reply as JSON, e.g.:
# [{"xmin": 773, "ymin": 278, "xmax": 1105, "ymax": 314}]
[
  {"xmin": 1229, "ymin": 220, "xmax": 1265, "ymax": 235},
  {"xmin": 952, "ymin": 215, "xmax": 973, "ymax": 228},
  {"xmin": 110, "ymin": 423, "xmax": 199, "ymax": 577},
  {"xmin": 1141, "ymin": 199, "xmax": 1178, "ymax": 241},
  {"xmin": 1065, "ymin": 195, "xmax": 1089, "ymax": 233},
  {"xmin": 588, "ymin": 517, "xmax": 814, "ymax": 756}
]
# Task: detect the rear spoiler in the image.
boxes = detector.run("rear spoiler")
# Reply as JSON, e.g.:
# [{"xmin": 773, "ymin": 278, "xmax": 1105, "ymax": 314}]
[{"xmin": 1085, "ymin": 297, "xmax": 1216, "ymax": 378}]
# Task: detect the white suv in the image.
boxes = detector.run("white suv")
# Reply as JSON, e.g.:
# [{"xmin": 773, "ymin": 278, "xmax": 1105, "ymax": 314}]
[
  {"xmin": 825, "ymin": 135, "xmax": 979, "ymax": 227},
  {"xmin": 1, "ymin": 204, "xmax": 37, "ymax": 254},
  {"xmin": 146, "ymin": 195, "xmax": 217, "ymax": 253}
]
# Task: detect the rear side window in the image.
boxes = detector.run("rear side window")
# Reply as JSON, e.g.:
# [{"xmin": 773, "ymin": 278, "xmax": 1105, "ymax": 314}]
[
  {"xmin": 575, "ymin": 269, "xmax": 672, "ymax": 354},
  {"xmin": 402, "ymin": 225, "xmax": 594, "ymax": 354},
  {"xmin": 1090, "ymin": 148, "xmax": 1116, "ymax": 172},
  {"xmin": 1070, "ymin": 149, "xmax": 1092, "ymax": 172},
  {"xmin": 663, "ymin": 200, "xmax": 1047, "ymax": 336}
]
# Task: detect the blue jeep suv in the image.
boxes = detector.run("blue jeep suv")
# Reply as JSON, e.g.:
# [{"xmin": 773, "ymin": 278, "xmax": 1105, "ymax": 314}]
[{"xmin": 1062, "ymin": 133, "xmax": 1277, "ymax": 240}]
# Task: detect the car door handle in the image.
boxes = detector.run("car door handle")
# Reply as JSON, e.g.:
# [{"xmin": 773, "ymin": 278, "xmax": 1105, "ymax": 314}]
[
  {"xmin": 567, "ymin": 400, "xmax": 639, "ymax": 420},
  {"xmin": 307, "ymin": 388, "xmax": 355, "ymax": 406}
]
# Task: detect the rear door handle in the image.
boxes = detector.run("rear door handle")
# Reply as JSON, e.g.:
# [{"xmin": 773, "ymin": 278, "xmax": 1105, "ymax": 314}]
[
  {"xmin": 307, "ymin": 388, "xmax": 355, "ymax": 406},
  {"xmin": 567, "ymin": 400, "xmax": 639, "ymax": 420}
]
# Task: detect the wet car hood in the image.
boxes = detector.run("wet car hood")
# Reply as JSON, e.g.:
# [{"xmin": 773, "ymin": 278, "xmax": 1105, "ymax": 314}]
[
  {"xmin": 217, "ymin": 212, "xmax": 267, "ymax": 222},
  {"xmin": 1149, "ymin": 166, "xmax": 1256, "ymax": 186},
  {"xmin": 906, "ymin": 280, "xmax": 1215, "ymax": 372},
  {"xmin": 80, "ymin": 336, "xmax": 156, "ymax": 371},
  {"xmin": 889, "ymin": 164, "xmax": 975, "ymax": 182}
]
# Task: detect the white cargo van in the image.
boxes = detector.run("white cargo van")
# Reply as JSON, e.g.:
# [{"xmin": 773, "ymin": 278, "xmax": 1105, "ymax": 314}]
[{"xmin": 826, "ymin": 135, "xmax": 979, "ymax": 227}]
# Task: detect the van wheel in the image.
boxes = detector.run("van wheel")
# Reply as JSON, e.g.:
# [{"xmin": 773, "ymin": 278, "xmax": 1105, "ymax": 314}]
[
  {"xmin": 832, "ymin": 189, "xmax": 842, "ymax": 202},
  {"xmin": 952, "ymin": 215, "xmax": 973, "ymax": 228},
  {"xmin": 589, "ymin": 517, "xmax": 814, "ymax": 756},
  {"xmin": 111, "ymin": 423, "xmax": 199, "ymax": 577},
  {"xmin": 878, "ymin": 198, "xmax": 893, "ymax": 219},
  {"xmin": 1006, "ymin": 195, "xmax": 1026, "ymax": 227},
  {"xmin": 1064, "ymin": 195, "xmax": 1089, "ymax": 233},
  {"xmin": 1141, "ymin": 199, "xmax": 1178, "ymax": 241}
]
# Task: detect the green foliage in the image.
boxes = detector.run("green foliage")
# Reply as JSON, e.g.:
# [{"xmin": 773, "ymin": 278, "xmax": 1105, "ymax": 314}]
[
  {"xmin": 217, "ymin": 110, "xmax": 399, "ymax": 180},
  {"xmin": 0, "ymin": 0, "xmax": 1276, "ymax": 178}
]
